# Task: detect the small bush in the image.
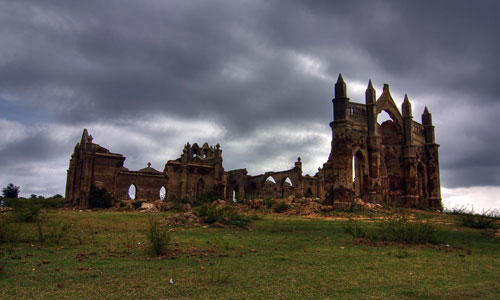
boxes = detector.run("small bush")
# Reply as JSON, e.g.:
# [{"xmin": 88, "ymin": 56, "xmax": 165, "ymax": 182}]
[
  {"xmin": 378, "ymin": 215, "xmax": 440, "ymax": 244},
  {"xmin": 89, "ymin": 185, "xmax": 112, "ymax": 208},
  {"xmin": 0, "ymin": 217, "xmax": 21, "ymax": 244},
  {"xmin": 263, "ymin": 197, "xmax": 275, "ymax": 208},
  {"xmin": 273, "ymin": 201, "xmax": 289, "ymax": 213},
  {"xmin": 3, "ymin": 197, "xmax": 64, "ymax": 209},
  {"xmin": 460, "ymin": 213, "xmax": 495, "ymax": 229},
  {"xmin": 13, "ymin": 205, "xmax": 41, "ymax": 222},
  {"xmin": 343, "ymin": 215, "xmax": 440, "ymax": 244},
  {"xmin": 195, "ymin": 204, "xmax": 250, "ymax": 228},
  {"xmin": 194, "ymin": 191, "xmax": 221, "ymax": 206},
  {"xmin": 147, "ymin": 217, "xmax": 171, "ymax": 256},
  {"xmin": 342, "ymin": 219, "xmax": 378, "ymax": 240},
  {"xmin": 132, "ymin": 201, "xmax": 143, "ymax": 209},
  {"xmin": 169, "ymin": 196, "xmax": 190, "ymax": 204}
]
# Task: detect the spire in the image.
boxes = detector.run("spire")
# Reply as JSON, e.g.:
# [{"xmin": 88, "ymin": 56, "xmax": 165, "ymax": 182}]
[
  {"xmin": 334, "ymin": 73, "xmax": 347, "ymax": 98},
  {"xmin": 422, "ymin": 106, "xmax": 432, "ymax": 125},
  {"xmin": 365, "ymin": 79, "xmax": 376, "ymax": 105},
  {"xmin": 402, "ymin": 94, "xmax": 412, "ymax": 117}
]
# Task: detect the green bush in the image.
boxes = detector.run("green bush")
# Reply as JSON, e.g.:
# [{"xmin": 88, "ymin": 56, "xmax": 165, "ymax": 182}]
[
  {"xmin": 132, "ymin": 201, "xmax": 143, "ymax": 209},
  {"xmin": 147, "ymin": 217, "xmax": 171, "ymax": 256},
  {"xmin": 169, "ymin": 195, "xmax": 190, "ymax": 204},
  {"xmin": 273, "ymin": 201, "xmax": 289, "ymax": 213},
  {"xmin": 89, "ymin": 185, "xmax": 112, "ymax": 208},
  {"xmin": 343, "ymin": 215, "xmax": 440, "ymax": 244},
  {"xmin": 3, "ymin": 197, "xmax": 64, "ymax": 209},
  {"xmin": 263, "ymin": 197, "xmax": 275, "ymax": 208},
  {"xmin": 194, "ymin": 191, "xmax": 221, "ymax": 206},
  {"xmin": 378, "ymin": 215, "xmax": 440, "ymax": 244},
  {"xmin": 460, "ymin": 213, "xmax": 495, "ymax": 229},
  {"xmin": 13, "ymin": 205, "xmax": 41, "ymax": 222},
  {"xmin": 195, "ymin": 204, "xmax": 250, "ymax": 228},
  {"xmin": 0, "ymin": 217, "xmax": 21, "ymax": 244}
]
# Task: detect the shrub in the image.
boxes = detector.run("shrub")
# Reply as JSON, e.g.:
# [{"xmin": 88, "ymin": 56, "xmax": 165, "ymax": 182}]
[
  {"xmin": 195, "ymin": 204, "xmax": 250, "ymax": 228},
  {"xmin": 342, "ymin": 219, "xmax": 378, "ymax": 240},
  {"xmin": 273, "ymin": 201, "xmax": 289, "ymax": 213},
  {"xmin": 0, "ymin": 217, "xmax": 21, "ymax": 244},
  {"xmin": 132, "ymin": 201, "xmax": 143, "ymax": 209},
  {"xmin": 147, "ymin": 217, "xmax": 171, "ymax": 256},
  {"xmin": 169, "ymin": 196, "xmax": 190, "ymax": 204},
  {"xmin": 89, "ymin": 185, "xmax": 112, "ymax": 208},
  {"xmin": 3, "ymin": 197, "xmax": 64, "ymax": 209},
  {"xmin": 263, "ymin": 197, "xmax": 275, "ymax": 208},
  {"xmin": 460, "ymin": 213, "xmax": 495, "ymax": 229},
  {"xmin": 12, "ymin": 205, "xmax": 41, "ymax": 222},
  {"xmin": 194, "ymin": 191, "xmax": 221, "ymax": 206},
  {"xmin": 378, "ymin": 215, "xmax": 440, "ymax": 244},
  {"xmin": 343, "ymin": 215, "xmax": 440, "ymax": 244}
]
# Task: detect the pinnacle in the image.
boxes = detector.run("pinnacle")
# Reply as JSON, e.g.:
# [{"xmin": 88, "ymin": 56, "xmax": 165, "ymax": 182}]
[
  {"xmin": 336, "ymin": 73, "xmax": 345, "ymax": 84},
  {"xmin": 367, "ymin": 79, "xmax": 374, "ymax": 90},
  {"xmin": 404, "ymin": 93, "xmax": 410, "ymax": 102},
  {"xmin": 424, "ymin": 106, "xmax": 430, "ymax": 114}
]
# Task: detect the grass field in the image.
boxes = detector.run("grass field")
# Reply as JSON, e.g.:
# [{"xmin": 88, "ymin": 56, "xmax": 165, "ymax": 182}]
[{"xmin": 1, "ymin": 209, "xmax": 499, "ymax": 300}]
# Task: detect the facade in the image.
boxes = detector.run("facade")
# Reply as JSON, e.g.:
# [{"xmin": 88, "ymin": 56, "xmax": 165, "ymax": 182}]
[
  {"xmin": 323, "ymin": 75, "xmax": 441, "ymax": 209},
  {"xmin": 65, "ymin": 75, "xmax": 441, "ymax": 209}
]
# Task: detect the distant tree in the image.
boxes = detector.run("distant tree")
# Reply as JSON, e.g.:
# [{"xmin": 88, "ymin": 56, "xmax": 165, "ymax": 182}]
[
  {"xmin": 30, "ymin": 194, "xmax": 37, "ymax": 199},
  {"xmin": 2, "ymin": 183, "xmax": 20, "ymax": 198},
  {"xmin": 51, "ymin": 194, "xmax": 63, "ymax": 199}
]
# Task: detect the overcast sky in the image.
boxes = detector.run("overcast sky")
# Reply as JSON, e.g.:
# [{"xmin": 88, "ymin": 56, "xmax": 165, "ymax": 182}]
[{"xmin": 1, "ymin": 0, "xmax": 499, "ymax": 211}]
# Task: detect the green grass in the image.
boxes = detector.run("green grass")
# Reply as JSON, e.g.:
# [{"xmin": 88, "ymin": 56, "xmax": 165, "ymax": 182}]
[{"xmin": 0, "ymin": 209, "xmax": 499, "ymax": 300}]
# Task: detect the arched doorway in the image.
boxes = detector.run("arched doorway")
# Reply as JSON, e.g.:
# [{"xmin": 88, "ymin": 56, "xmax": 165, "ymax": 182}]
[{"xmin": 232, "ymin": 184, "xmax": 239, "ymax": 202}]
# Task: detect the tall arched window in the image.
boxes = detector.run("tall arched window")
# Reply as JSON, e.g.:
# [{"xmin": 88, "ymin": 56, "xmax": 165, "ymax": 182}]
[
  {"xmin": 128, "ymin": 184, "xmax": 137, "ymax": 200},
  {"xmin": 159, "ymin": 186, "xmax": 167, "ymax": 200},
  {"xmin": 196, "ymin": 178, "xmax": 204, "ymax": 198}
]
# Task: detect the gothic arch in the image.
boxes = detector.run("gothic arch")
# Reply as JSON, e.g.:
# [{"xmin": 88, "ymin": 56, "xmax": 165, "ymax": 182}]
[{"xmin": 375, "ymin": 87, "xmax": 403, "ymax": 128}]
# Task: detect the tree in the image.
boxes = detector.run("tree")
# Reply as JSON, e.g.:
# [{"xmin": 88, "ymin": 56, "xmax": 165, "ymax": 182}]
[
  {"xmin": 89, "ymin": 184, "xmax": 112, "ymax": 208},
  {"xmin": 2, "ymin": 183, "xmax": 20, "ymax": 198}
]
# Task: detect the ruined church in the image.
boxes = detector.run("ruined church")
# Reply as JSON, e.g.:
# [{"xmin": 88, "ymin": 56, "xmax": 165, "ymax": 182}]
[{"xmin": 65, "ymin": 75, "xmax": 441, "ymax": 210}]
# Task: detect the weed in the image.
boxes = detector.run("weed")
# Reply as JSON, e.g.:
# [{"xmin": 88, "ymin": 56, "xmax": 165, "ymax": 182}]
[
  {"xmin": 195, "ymin": 204, "xmax": 250, "ymax": 228},
  {"xmin": 208, "ymin": 256, "xmax": 231, "ymax": 284},
  {"xmin": 263, "ymin": 197, "xmax": 275, "ymax": 208},
  {"xmin": 343, "ymin": 215, "xmax": 440, "ymax": 244},
  {"xmin": 273, "ymin": 201, "xmax": 289, "ymax": 213},
  {"xmin": 194, "ymin": 191, "xmax": 221, "ymax": 206},
  {"xmin": 460, "ymin": 213, "xmax": 495, "ymax": 229},
  {"xmin": 89, "ymin": 184, "xmax": 113, "ymax": 208},
  {"xmin": 49, "ymin": 222, "xmax": 72, "ymax": 244},
  {"xmin": 132, "ymin": 201, "xmax": 143, "ymax": 209},
  {"xmin": 147, "ymin": 216, "xmax": 171, "ymax": 256},
  {"xmin": 12, "ymin": 205, "xmax": 41, "ymax": 222},
  {"xmin": 0, "ymin": 217, "xmax": 21, "ymax": 274}
]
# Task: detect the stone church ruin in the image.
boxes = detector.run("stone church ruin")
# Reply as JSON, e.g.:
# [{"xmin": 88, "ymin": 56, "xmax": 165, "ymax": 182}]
[{"xmin": 65, "ymin": 75, "xmax": 442, "ymax": 210}]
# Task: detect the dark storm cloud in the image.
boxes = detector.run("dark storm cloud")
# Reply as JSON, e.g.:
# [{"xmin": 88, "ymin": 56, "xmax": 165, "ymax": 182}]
[{"xmin": 1, "ymin": 0, "xmax": 499, "ymax": 195}]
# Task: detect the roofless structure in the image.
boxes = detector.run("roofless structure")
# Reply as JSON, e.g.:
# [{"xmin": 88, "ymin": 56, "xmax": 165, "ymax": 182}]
[{"xmin": 65, "ymin": 75, "xmax": 441, "ymax": 210}]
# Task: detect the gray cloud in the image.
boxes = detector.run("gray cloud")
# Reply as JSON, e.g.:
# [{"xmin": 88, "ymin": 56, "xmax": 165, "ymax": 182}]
[{"xmin": 1, "ymin": 0, "xmax": 499, "ymax": 197}]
